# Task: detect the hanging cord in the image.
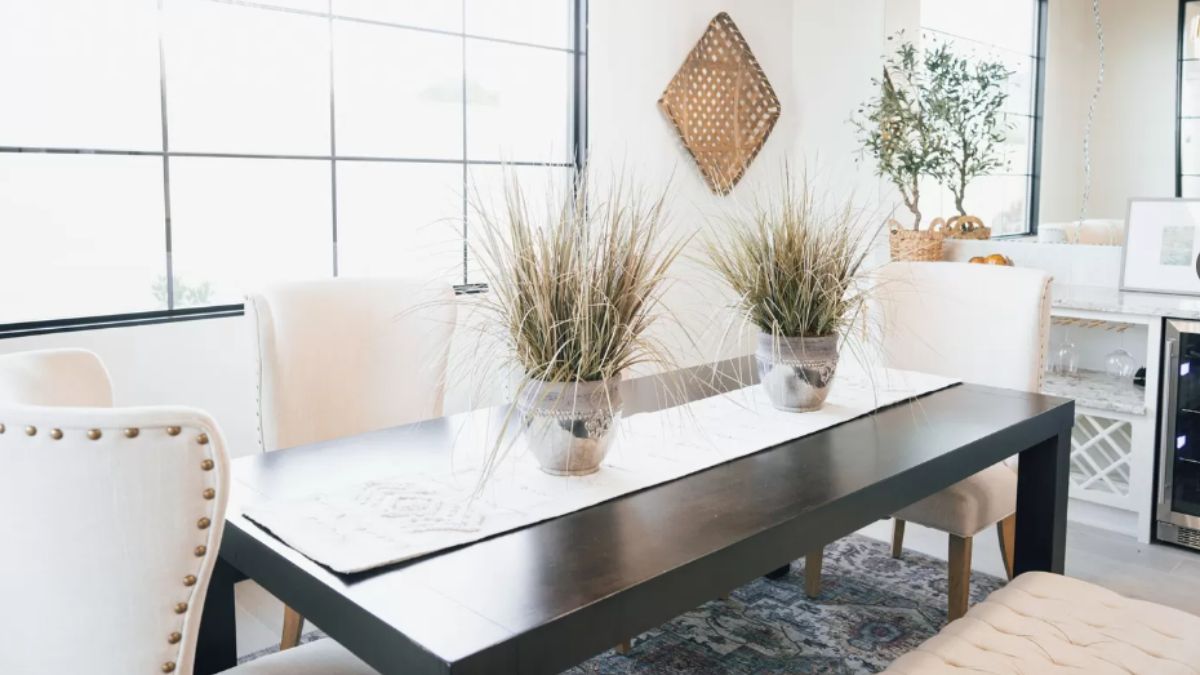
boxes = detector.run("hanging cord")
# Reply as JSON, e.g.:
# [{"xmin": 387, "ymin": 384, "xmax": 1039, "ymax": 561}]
[{"xmin": 1076, "ymin": 0, "xmax": 1105, "ymax": 241}]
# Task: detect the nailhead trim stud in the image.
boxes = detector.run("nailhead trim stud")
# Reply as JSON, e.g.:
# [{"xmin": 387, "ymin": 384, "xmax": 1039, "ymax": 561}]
[{"xmin": 86, "ymin": 429, "xmax": 101, "ymax": 441}]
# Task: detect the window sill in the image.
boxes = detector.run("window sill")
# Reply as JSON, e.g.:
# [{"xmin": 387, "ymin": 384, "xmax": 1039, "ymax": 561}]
[{"xmin": 0, "ymin": 284, "xmax": 488, "ymax": 339}]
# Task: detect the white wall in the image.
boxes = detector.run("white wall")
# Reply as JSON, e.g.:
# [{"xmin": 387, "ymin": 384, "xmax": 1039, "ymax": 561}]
[
  {"xmin": 587, "ymin": 0, "xmax": 798, "ymax": 368},
  {"xmin": 1041, "ymin": 0, "xmax": 1177, "ymax": 223}
]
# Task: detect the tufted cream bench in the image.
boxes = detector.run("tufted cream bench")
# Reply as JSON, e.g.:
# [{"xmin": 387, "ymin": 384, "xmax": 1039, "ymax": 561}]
[{"xmin": 884, "ymin": 572, "xmax": 1200, "ymax": 674}]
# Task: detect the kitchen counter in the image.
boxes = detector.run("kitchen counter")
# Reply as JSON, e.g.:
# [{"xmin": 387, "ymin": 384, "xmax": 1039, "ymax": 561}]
[{"xmin": 1053, "ymin": 283, "xmax": 1200, "ymax": 320}]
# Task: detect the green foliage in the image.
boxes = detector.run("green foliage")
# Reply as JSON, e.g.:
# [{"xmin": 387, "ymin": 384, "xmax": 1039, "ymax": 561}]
[
  {"xmin": 705, "ymin": 167, "xmax": 878, "ymax": 339},
  {"xmin": 924, "ymin": 42, "xmax": 1012, "ymax": 216},
  {"xmin": 854, "ymin": 38, "xmax": 947, "ymax": 230},
  {"xmin": 854, "ymin": 36, "xmax": 1012, "ymax": 227},
  {"xmin": 152, "ymin": 275, "xmax": 213, "ymax": 308},
  {"xmin": 470, "ymin": 170, "xmax": 684, "ymax": 384}
]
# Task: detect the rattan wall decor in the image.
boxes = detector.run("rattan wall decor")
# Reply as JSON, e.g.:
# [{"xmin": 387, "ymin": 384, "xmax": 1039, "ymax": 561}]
[{"xmin": 658, "ymin": 12, "xmax": 781, "ymax": 195}]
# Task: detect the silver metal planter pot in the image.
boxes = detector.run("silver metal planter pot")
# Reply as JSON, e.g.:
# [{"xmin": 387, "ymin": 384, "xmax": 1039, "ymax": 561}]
[
  {"xmin": 516, "ymin": 376, "xmax": 623, "ymax": 476},
  {"xmin": 755, "ymin": 333, "xmax": 838, "ymax": 412}
]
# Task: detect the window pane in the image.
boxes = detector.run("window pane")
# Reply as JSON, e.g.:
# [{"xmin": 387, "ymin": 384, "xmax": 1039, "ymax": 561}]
[
  {"xmin": 0, "ymin": 155, "xmax": 166, "ymax": 323},
  {"xmin": 169, "ymin": 158, "xmax": 332, "ymax": 306},
  {"xmin": 165, "ymin": 0, "xmax": 330, "ymax": 155},
  {"xmin": 465, "ymin": 0, "xmax": 572, "ymax": 49},
  {"xmin": 1183, "ymin": 176, "xmax": 1200, "ymax": 198},
  {"xmin": 1184, "ymin": 62, "xmax": 1200, "ymax": 118},
  {"xmin": 921, "ymin": 0, "xmax": 1035, "ymax": 56},
  {"xmin": 333, "ymin": 1, "xmax": 461, "ymax": 31},
  {"xmin": 0, "ymin": 0, "xmax": 161, "ymax": 150},
  {"xmin": 334, "ymin": 23, "xmax": 463, "ymax": 159},
  {"xmin": 466, "ymin": 42, "xmax": 573, "ymax": 162},
  {"xmin": 1183, "ymin": 120, "xmax": 1200, "ymax": 175},
  {"xmin": 256, "ymin": 0, "xmax": 329, "ymax": 11},
  {"xmin": 998, "ymin": 114, "xmax": 1032, "ymax": 175},
  {"xmin": 465, "ymin": 165, "xmax": 574, "ymax": 284},
  {"xmin": 336, "ymin": 162, "xmax": 464, "ymax": 282},
  {"xmin": 964, "ymin": 175, "xmax": 1031, "ymax": 236},
  {"xmin": 1184, "ymin": 2, "xmax": 1200, "ymax": 61}
]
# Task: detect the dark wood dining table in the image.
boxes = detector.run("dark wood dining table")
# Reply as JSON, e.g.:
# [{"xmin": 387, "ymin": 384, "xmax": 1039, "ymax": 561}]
[{"xmin": 196, "ymin": 375, "xmax": 1074, "ymax": 675}]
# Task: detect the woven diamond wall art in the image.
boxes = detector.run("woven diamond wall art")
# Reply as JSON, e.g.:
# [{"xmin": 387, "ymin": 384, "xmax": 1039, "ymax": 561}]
[{"xmin": 658, "ymin": 12, "xmax": 781, "ymax": 195}]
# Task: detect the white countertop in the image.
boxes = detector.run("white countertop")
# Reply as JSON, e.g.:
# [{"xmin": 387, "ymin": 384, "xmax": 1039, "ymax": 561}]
[{"xmin": 1053, "ymin": 283, "xmax": 1200, "ymax": 320}]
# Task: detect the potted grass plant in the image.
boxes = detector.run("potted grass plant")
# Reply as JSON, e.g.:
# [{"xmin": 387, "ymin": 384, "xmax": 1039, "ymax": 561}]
[
  {"xmin": 706, "ymin": 168, "xmax": 878, "ymax": 412},
  {"xmin": 470, "ymin": 170, "xmax": 683, "ymax": 476}
]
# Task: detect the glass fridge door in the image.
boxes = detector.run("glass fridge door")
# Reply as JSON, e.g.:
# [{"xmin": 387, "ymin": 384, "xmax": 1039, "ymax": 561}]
[{"xmin": 1172, "ymin": 330, "xmax": 1200, "ymax": 517}]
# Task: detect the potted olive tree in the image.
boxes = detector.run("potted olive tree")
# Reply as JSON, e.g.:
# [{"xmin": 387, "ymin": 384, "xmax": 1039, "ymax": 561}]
[
  {"xmin": 924, "ymin": 42, "xmax": 1012, "ymax": 239},
  {"xmin": 855, "ymin": 38, "xmax": 949, "ymax": 261},
  {"xmin": 705, "ymin": 168, "xmax": 878, "ymax": 412},
  {"xmin": 470, "ymin": 171, "xmax": 683, "ymax": 476}
]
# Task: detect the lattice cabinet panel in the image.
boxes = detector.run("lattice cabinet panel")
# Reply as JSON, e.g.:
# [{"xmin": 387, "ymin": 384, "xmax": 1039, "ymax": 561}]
[{"xmin": 1069, "ymin": 413, "xmax": 1133, "ymax": 497}]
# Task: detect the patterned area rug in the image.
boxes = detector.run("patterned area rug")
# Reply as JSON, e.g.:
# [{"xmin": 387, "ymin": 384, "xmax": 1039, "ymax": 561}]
[{"xmin": 242, "ymin": 533, "xmax": 1004, "ymax": 674}]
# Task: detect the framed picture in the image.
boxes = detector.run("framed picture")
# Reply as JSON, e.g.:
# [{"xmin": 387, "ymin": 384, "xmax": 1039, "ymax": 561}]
[{"xmin": 1121, "ymin": 198, "xmax": 1200, "ymax": 296}]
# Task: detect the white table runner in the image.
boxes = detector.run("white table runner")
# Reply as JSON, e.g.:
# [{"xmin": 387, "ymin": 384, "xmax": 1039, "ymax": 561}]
[{"xmin": 242, "ymin": 367, "xmax": 958, "ymax": 573}]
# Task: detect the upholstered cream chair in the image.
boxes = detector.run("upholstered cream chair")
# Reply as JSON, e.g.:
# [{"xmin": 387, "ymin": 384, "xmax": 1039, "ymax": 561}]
[
  {"xmin": 804, "ymin": 262, "xmax": 1052, "ymax": 621},
  {"xmin": 0, "ymin": 349, "xmax": 377, "ymax": 674},
  {"xmin": 0, "ymin": 347, "xmax": 113, "ymax": 406},
  {"xmin": 246, "ymin": 276, "xmax": 457, "ymax": 648}
]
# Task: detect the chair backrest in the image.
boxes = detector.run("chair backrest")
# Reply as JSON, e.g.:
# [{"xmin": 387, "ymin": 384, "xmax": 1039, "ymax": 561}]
[
  {"xmin": 873, "ymin": 262, "xmax": 1052, "ymax": 391},
  {"xmin": 246, "ymin": 276, "xmax": 457, "ymax": 452},
  {"xmin": 0, "ymin": 348, "xmax": 113, "ymax": 407},
  {"xmin": 0, "ymin": 403, "xmax": 230, "ymax": 675}
]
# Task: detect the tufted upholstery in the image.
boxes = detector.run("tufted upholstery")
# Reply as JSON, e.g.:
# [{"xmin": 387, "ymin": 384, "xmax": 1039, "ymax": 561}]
[
  {"xmin": 884, "ymin": 572, "xmax": 1200, "ymax": 674},
  {"xmin": 878, "ymin": 262, "xmax": 1052, "ymax": 537},
  {"xmin": 246, "ymin": 277, "xmax": 457, "ymax": 453},
  {"xmin": 0, "ymin": 352, "xmax": 375, "ymax": 674},
  {"xmin": 0, "ymin": 347, "xmax": 113, "ymax": 407},
  {"xmin": 0, "ymin": 402, "xmax": 232, "ymax": 675}
]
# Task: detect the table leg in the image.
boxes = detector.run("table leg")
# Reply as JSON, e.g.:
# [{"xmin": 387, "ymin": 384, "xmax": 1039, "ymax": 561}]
[
  {"xmin": 764, "ymin": 564, "xmax": 791, "ymax": 580},
  {"xmin": 195, "ymin": 558, "xmax": 241, "ymax": 675},
  {"xmin": 1014, "ymin": 430, "xmax": 1070, "ymax": 576}
]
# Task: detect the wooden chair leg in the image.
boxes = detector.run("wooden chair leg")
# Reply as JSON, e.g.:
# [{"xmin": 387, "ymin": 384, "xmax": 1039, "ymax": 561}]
[
  {"xmin": 947, "ymin": 534, "xmax": 973, "ymax": 622},
  {"xmin": 280, "ymin": 606, "xmax": 304, "ymax": 651},
  {"xmin": 615, "ymin": 639, "xmax": 632, "ymax": 655},
  {"xmin": 892, "ymin": 518, "xmax": 906, "ymax": 559},
  {"xmin": 996, "ymin": 515, "xmax": 1016, "ymax": 580},
  {"xmin": 804, "ymin": 550, "xmax": 823, "ymax": 599}
]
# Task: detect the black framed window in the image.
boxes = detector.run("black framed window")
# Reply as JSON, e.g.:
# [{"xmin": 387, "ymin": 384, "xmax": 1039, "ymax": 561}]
[
  {"xmin": 915, "ymin": 0, "xmax": 1046, "ymax": 236},
  {"xmin": 0, "ymin": 0, "xmax": 586, "ymax": 336},
  {"xmin": 1180, "ymin": 0, "xmax": 1200, "ymax": 196}
]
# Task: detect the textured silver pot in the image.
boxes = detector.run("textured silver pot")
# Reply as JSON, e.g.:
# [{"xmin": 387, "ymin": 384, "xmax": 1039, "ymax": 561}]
[
  {"xmin": 755, "ymin": 332, "xmax": 839, "ymax": 412},
  {"xmin": 516, "ymin": 376, "xmax": 622, "ymax": 476}
]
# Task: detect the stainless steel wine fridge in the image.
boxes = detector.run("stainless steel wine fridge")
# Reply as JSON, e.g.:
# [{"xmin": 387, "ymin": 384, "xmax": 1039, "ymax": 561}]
[{"xmin": 1159, "ymin": 319, "xmax": 1200, "ymax": 550}]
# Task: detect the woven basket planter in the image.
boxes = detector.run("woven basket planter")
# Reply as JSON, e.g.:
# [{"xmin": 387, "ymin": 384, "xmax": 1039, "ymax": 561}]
[
  {"xmin": 943, "ymin": 215, "xmax": 991, "ymax": 240},
  {"xmin": 889, "ymin": 226, "xmax": 945, "ymax": 262}
]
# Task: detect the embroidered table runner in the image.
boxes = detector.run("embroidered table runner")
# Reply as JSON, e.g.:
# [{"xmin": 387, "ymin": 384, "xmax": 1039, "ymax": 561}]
[{"xmin": 242, "ymin": 367, "xmax": 958, "ymax": 573}]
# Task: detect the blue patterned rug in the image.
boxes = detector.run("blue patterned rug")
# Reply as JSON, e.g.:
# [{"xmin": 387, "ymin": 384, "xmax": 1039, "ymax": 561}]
[{"xmin": 243, "ymin": 533, "xmax": 1004, "ymax": 673}]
